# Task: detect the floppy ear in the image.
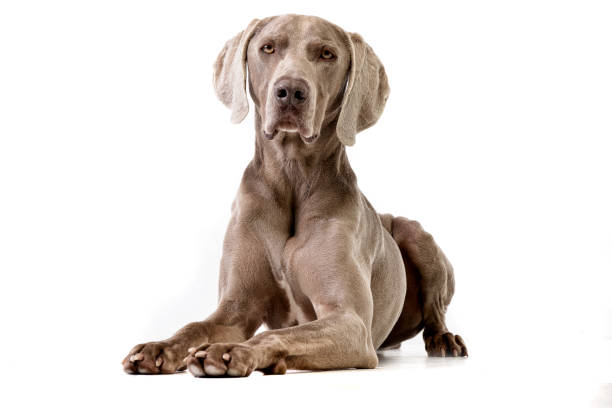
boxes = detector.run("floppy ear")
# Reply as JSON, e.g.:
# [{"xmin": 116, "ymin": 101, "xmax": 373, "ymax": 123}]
[
  {"xmin": 336, "ymin": 33, "xmax": 390, "ymax": 146},
  {"xmin": 213, "ymin": 19, "xmax": 261, "ymax": 124}
]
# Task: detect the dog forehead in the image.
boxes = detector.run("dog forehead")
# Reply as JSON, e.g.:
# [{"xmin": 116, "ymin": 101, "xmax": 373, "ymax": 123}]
[{"xmin": 256, "ymin": 14, "xmax": 345, "ymax": 46}]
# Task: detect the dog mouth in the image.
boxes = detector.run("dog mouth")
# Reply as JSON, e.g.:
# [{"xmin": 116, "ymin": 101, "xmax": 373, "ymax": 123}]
[{"xmin": 263, "ymin": 118, "xmax": 318, "ymax": 144}]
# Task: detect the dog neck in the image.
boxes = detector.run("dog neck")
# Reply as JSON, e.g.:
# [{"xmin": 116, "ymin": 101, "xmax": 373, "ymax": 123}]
[{"xmin": 250, "ymin": 110, "xmax": 357, "ymax": 202}]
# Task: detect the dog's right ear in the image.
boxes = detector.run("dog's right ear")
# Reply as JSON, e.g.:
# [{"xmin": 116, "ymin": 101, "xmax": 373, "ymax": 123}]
[{"xmin": 213, "ymin": 19, "xmax": 261, "ymax": 124}]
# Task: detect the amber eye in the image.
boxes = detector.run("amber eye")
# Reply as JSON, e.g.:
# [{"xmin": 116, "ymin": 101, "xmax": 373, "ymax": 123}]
[
  {"xmin": 320, "ymin": 49, "xmax": 335, "ymax": 60},
  {"xmin": 262, "ymin": 44, "xmax": 275, "ymax": 54}
]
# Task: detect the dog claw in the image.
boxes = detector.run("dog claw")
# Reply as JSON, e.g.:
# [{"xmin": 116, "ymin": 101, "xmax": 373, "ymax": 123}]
[
  {"xmin": 130, "ymin": 353, "xmax": 144, "ymax": 362},
  {"xmin": 155, "ymin": 356, "xmax": 163, "ymax": 367},
  {"xmin": 222, "ymin": 353, "xmax": 231, "ymax": 362},
  {"xmin": 195, "ymin": 351, "xmax": 208, "ymax": 358},
  {"xmin": 188, "ymin": 347, "xmax": 196, "ymax": 354}
]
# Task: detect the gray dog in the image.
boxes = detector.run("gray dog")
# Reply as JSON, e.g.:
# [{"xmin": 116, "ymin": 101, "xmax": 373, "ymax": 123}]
[{"xmin": 123, "ymin": 14, "xmax": 467, "ymax": 378}]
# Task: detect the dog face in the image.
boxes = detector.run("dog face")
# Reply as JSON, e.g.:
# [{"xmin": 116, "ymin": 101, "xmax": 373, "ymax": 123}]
[
  {"xmin": 246, "ymin": 15, "xmax": 350, "ymax": 145},
  {"xmin": 213, "ymin": 14, "xmax": 390, "ymax": 146}
]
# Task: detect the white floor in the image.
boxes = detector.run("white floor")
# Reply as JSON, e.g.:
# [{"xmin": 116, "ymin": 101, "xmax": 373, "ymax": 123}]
[{"xmin": 7, "ymin": 335, "xmax": 610, "ymax": 407}]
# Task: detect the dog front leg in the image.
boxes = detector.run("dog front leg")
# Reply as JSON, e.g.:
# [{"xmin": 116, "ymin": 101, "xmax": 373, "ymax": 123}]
[
  {"xmin": 122, "ymin": 300, "xmax": 261, "ymax": 374},
  {"xmin": 123, "ymin": 222, "xmax": 281, "ymax": 374},
  {"xmin": 185, "ymin": 310, "xmax": 378, "ymax": 377}
]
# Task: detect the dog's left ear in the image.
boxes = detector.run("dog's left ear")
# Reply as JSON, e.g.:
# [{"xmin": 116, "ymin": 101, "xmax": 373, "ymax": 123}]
[
  {"xmin": 336, "ymin": 33, "xmax": 390, "ymax": 146},
  {"xmin": 213, "ymin": 19, "xmax": 261, "ymax": 124}
]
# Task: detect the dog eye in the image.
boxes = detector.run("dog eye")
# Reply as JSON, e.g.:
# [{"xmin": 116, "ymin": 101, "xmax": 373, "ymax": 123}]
[
  {"xmin": 261, "ymin": 44, "xmax": 275, "ymax": 54},
  {"xmin": 320, "ymin": 49, "xmax": 335, "ymax": 60}
]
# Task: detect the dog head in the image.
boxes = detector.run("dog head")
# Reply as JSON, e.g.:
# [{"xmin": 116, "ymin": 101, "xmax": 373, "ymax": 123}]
[{"xmin": 213, "ymin": 14, "xmax": 389, "ymax": 146}]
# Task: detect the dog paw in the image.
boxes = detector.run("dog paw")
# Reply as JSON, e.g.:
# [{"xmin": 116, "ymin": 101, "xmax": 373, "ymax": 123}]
[
  {"xmin": 185, "ymin": 342, "xmax": 263, "ymax": 377},
  {"xmin": 122, "ymin": 341, "xmax": 187, "ymax": 374},
  {"xmin": 424, "ymin": 332, "xmax": 468, "ymax": 357}
]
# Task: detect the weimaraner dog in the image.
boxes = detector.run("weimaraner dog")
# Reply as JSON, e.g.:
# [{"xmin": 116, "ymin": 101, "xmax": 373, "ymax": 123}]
[{"xmin": 123, "ymin": 14, "xmax": 467, "ymax": 377}]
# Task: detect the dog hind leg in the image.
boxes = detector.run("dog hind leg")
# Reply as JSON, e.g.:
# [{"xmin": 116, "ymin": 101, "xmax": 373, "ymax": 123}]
[{"xmin": 380, "ymin": 214, "xmax": 468, "ymax": 357}]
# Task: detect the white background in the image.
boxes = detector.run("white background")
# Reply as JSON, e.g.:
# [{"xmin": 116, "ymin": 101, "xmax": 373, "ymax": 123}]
[{"xmin": 1, "ymin": 0, "xmax": 610, "ymax": 406}]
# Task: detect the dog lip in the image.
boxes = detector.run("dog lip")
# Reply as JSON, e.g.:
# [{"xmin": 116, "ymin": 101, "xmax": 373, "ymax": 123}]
[
  {"xmin": 301, "ymin": 134, "xmax": 318, "ymax": 144},
  {"xmin": 263, "ymin": 117, "xmax": 316, "ymax": 143},
  {"xmin": 263, "ymin": 129, "xmax": 278, "ymax": 140}
]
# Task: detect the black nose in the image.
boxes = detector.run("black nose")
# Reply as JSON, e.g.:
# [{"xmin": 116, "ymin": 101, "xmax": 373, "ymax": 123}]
[{"xmin": 274, "ymin": 78, "xmax": 309, "ymax": 107}]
